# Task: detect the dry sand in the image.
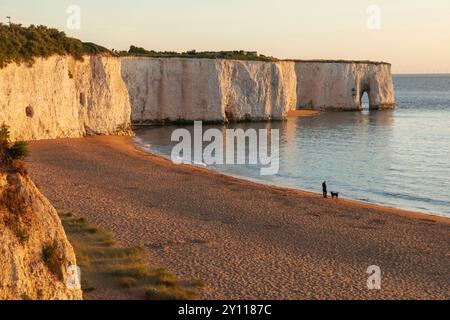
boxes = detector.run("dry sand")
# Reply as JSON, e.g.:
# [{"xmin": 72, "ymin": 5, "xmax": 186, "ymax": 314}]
[{"xmin": 27, "ymin": 136, "xmax": 449, "ymax": 300}]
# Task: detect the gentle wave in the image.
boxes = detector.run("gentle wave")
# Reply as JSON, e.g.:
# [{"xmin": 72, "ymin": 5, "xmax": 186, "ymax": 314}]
[{"xmin": 134, "ymin": 75, "xmax": 450, "ymax": 218}]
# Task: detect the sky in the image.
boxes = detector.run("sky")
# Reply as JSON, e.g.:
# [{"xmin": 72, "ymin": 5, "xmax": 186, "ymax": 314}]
[{"xmin": 1, "ymin": 0, "xmax": 449, "ymax": 74}]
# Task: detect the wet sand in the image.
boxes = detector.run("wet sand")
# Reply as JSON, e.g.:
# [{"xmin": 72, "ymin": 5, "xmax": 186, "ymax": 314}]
[
  {"xmin": 27, "ymin": 136, "xmax": 449, "ymax": 300},
  {"xmin": 288, "ymin": 109, "xmax": 320, "ymax": 117}
]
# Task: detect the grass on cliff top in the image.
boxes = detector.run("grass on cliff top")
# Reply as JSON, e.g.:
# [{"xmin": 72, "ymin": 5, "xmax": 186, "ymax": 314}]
[
  {"xmin": 0, "ymin": 23, "xmax": 276, "ymax": 68},
  {"xmin": 59, "ymin": 212, "xmax": 204, "ymax": 300},
  {"xmin": 0, "ymin": 23, "xmax": 389, "ymax": 68},
  {"xmin": 119, "ymin": 45, "xmax": 279, "ymax": 62},
  {"xmin": 0, "ymin": 23, "xmax": 278, "ymax": 67},
  {"xmin": 0, "ymin": 24, "xmax": 111, "ymax": 68}
]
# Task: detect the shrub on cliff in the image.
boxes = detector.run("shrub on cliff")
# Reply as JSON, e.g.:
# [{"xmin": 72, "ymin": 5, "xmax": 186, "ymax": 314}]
[
  {"xmin": 125, "ymin": 45, "xmax": 278, "ymax": 62},
  {"xmin": 82, "ymin": 42, "xmax": 111, "ymax": 55},
  {"xmin": 0, "ymin": 24, "xmax": 111, "ymax": 68},
  {"xmin": 0, "ymin": 124, "xmax": 10, "ymax": 146},
  {"xmin": 0, "ymin": 124, "xmax": 29, "ymax": 161},
  {"xmin": 9, "ymin": 141, "xmax": 29, "ymax": 160}
]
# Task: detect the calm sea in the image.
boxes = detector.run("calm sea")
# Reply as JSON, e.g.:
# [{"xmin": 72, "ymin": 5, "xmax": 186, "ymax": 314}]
[{"xmin": 135, "ymin": 75, "xmax": 450, "ymax": 217}]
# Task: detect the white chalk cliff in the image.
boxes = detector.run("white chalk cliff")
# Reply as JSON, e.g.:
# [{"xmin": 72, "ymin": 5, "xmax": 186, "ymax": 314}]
[
  {"xmin": 0, "ymin": 55, "xmax": 396, "ymax": 141},
  {"xmin": 295, "ymin": 61, "xmax": 395, "ymax": 111},
  {"xmin": 121, "ymin": 57, "xmax": 297, "ymax": 123},
  {"xmin": 0, "ymin": 54, "xmax": 395, "ymax": 301},
  {"xmin": 0, "ymin": 55, "xmax": 131, "ymax": 141},
  {"xmin": 121, "ymin": 58, "xmax": 395, "ymax": 123}
]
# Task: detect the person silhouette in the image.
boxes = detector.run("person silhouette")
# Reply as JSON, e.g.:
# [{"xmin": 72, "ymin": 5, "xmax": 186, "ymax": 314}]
[{"xmin": 322, "ymin": 181, "xmax": 328, "ymax": 198}]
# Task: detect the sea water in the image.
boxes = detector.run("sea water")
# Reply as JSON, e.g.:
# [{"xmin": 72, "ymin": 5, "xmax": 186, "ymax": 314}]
[{"xmin": 135, "ymin": 75, "xmax": 450, "ymax": 217}]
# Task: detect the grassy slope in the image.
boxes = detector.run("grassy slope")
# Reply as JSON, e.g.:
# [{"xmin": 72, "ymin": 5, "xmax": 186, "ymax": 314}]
[{"xmin": 59, "ymin": 212, "xmax": 205, "ymax": 300}]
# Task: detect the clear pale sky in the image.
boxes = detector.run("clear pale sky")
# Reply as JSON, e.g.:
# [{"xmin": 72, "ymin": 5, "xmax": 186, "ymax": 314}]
[{"xmin": 1, "ymin": 0, "xmax": 449, "ymax": 73}]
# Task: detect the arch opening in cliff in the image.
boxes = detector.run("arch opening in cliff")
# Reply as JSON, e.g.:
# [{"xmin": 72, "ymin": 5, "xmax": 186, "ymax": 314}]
[
  {"xmin": 295, "ymin": 61, "xmax": 395, "ymax": 112},
  {"xmin": 360, "ymin": 91, "xmax": 370, "ymax": 111}
]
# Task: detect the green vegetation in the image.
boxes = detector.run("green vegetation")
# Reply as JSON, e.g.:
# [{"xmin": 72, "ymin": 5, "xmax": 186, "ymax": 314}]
[
  {"xmin": 288, "ymin": 59, "xmax": 391, "ymax": 66},
  {"xmin": 1, "ymin": 124, "xmax": 30, "ymax": 243},
  {"xmin": 8, "ymin": 141, "xmax": 29, "ymax": 160},
  {"xmin": 1, "ymin": 171, "xmax": 30, "ymax": 244},
  {"xmin": 0, "ymin": 124, "xmax": 29, "ymax": 161},
  {"xmin": 59, "ymin": 212, "xmax": 204, "ymax": 300},
  {"xmin": 0, "ymin": 23, "xmax": 277, "ymax": 67},
  {"xmin": 121, "ymin": 45, "xmax": 278, "ymax": 62},
  {"xmin": 0, "ymin": 24, "xmax": 111, "ymax": 68},
  {"xmin": 4, "ymin": 213, "xmax": 29, "ymax": 243},
  {"xmin": 0, "ymin": 124, "xmax": 10, "ymax": 146},
  {"xmin": 42, "ymin": 241, "xmax": 65, "ymax": 280}
]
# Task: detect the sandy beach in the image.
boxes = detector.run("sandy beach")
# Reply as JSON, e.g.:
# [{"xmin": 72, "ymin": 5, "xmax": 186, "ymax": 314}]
[
  {"xmin": 288, "ymin": 109, "xmax": 321, "ymax": 117},
  {"xmin": 27, "ymin": 136, "xmax": 449, "ymax": 300}
]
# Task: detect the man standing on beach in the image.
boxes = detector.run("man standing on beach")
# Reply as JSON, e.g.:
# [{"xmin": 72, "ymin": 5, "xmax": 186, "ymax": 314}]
[{"xmin": 322, "ymin": 181, "xmax": 328, "ymax": 198}]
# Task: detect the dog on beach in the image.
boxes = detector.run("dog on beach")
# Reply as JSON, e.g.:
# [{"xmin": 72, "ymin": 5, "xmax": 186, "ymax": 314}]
[{"xmin": 331, "ymin": 192, "xmax": 339, "ymax": 200}]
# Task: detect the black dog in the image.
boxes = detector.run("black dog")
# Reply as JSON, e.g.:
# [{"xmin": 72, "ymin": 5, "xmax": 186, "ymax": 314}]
[{"xmin": 331, "ymin": 192, "xmax": 339, "ymax": 200}]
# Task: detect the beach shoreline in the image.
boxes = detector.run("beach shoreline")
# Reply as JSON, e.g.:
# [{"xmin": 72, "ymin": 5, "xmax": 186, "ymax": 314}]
[
  {"xmin": 132, "ymin": 135, "xmax": 449, "ymax": 224},
  {"xmin": 287, "ymin": 109, "xmax": 321, "ymax": 117},
  {"xmin": 27, "ymin": 136, "xmax": 450, "ymax": 299}
]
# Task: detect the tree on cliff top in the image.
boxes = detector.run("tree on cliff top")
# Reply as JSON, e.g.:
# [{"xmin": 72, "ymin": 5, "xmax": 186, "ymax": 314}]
[
  {"xmin": 125, "ymin": 45, "xmax": 278, "ymax": 62},
  {"xmin": 0, "ymin": 24, "xmax": 111, "ymax": 68}
]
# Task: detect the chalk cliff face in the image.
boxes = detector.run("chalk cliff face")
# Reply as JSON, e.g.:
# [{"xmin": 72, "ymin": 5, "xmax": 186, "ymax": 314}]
[
  {"xmin": 0, "ymin": 56, "xmax": 396, "ymax": 138},
  {"xmin": 219, "ymin": 60, "xmax": 297, "ymax": 121},
  {"xmin": 0, "ymin": 171, "xmax": 82, "ymax": 300},
  {"xmin": 121, "ymin": 58, "xmax": 223, "ymax": 122},
  {"xmin": 122, "ymin": 58, "xmax": 395, "ymax": 122},
  {"xmin": 0, "ymin": 55, "xmax": 397, "ymax": 141},
  {"xmin": 121, "ymin": 57, "xmax": 297, "ymax": 123},
  {"xmin": 0, "ymin": 55, "xmax": 131, "ymax": 141},
  {"xmin": 295, "ymin": 62, "xmax": 395, "ymax": 111}
]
